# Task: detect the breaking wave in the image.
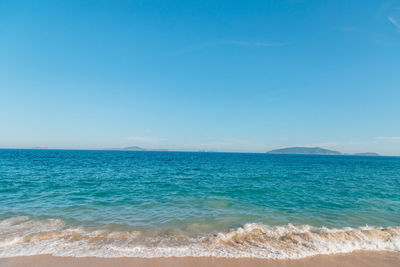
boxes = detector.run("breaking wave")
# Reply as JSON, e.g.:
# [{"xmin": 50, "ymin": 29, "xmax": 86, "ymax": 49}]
[{"xmin": 0, "ymin": 217, "xmax": 399, "ymax": 259}]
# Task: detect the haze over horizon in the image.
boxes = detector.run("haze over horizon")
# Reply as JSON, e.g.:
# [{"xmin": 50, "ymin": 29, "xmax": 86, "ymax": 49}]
[{"xmin": 1, "ymin": 1, "xmax": 400, "ymax": 155}]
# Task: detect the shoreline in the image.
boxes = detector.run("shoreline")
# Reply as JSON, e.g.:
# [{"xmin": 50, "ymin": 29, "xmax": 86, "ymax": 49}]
[{"xmin": 1, "ymin": 252, "xmax": 399, "ymax": 267}]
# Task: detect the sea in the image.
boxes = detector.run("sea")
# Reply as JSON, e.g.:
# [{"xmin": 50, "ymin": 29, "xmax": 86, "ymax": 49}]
[{"xmin": 0, "ymin": 149, "xmax": 399, "ymax": 258}]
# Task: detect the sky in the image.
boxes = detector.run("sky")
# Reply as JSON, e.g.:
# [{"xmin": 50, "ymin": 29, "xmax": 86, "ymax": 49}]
[{"xmin": 0, "ymin": 0, "xmax": 400, "ymax": 155}]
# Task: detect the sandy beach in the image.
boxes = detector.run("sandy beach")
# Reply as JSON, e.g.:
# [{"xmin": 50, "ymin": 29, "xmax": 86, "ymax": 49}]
[{"xmin": 1, "ymin": 252, "xmax": 399, "ymax": 267}]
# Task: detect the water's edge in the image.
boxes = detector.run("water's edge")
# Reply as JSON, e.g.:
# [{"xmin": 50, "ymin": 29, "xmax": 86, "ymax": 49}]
[{"xmin": 1, "ymin": 217, "xmax": 399, "ymax": 259}]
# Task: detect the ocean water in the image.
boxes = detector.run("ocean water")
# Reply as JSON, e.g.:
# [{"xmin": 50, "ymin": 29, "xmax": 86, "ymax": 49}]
[{"xmin": 0, "ymin": 149, "xmax": 399, "ymax": 258}]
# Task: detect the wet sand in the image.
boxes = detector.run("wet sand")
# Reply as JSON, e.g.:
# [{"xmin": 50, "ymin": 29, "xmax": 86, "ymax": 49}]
[{"xmin": 1, "ymin": 251, "xmax": 399, "ymax": 267}]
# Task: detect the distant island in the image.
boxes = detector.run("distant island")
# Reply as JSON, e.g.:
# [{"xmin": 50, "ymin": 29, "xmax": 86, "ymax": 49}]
[
  {"xmin": 267, "ymin": 147, "xmax": 379, "ymax": 156},
  {"xmin": 123, "ymin": 146, "xmax": 146, "ymax": 151},
  {"xmin": 267, "ymin": 147, "xmax": 341, "ymax": 155},
  {"xmin": 103, "ymin": 146, "xmax": 170, "ymax": 151},
  {"xmin": 104, "ymin": 146, "xmax": 146, "ymax": 151},
  {"xmin": 353, "ymin": 152, "xmax": 380, "ymax": 156}
]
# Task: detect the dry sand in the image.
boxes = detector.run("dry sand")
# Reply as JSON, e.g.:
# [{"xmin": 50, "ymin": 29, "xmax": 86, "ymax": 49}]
[{"xmin": 1, "ymin": 251, "xmax": 399, "ymax": 267}]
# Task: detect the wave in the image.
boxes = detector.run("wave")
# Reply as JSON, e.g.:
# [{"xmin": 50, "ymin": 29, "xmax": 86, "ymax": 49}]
[{"xmin": 0, "ymin": 217, "xmax": 399, "ymax": 258}]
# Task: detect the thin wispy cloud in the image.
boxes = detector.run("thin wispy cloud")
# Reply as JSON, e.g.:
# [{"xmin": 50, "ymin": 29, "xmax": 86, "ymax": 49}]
[
  {"xmin": 228, "ymin": 41, "xmax": 286, "ymax": 47},
  {"xmin": 375, "ymin": 136, "xmax": 400, "ymax": 141},
  {"xmin": 264, "ymin": 97, "xmax": 276, "ymax": 103},
  {"xmin": 388, "ymin": 16, "xmax": 400, "ymax": 29},
  {"xmin": 342, "ymin": 26, "xmax": 356, "ymax": 32},
  {"xmin": 178, "ymin": 40, "xmax": 286, "ymax": 55}
]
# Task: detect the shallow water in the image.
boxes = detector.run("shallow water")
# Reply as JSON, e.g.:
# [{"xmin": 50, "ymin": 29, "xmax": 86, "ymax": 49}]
[{"xmin": 0, "ymin": 149, "xmax": 399, "ymax": 258}]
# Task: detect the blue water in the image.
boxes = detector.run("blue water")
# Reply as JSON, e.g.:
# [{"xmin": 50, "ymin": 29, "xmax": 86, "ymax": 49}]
[{"xmin": 0, "ymin": 149, "xmax": 399, "ymax": 258}]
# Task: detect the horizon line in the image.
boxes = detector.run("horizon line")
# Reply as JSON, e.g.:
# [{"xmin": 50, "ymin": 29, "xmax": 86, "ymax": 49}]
[{"xmin": 0, "ymin": 147, "xmax": 396, "ymax": 157}]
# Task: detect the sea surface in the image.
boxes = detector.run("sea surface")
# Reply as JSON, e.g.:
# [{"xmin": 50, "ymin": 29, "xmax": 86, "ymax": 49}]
[{"xmin": 0, "ymin": 149, "xmax": 399, "ymax": 258}]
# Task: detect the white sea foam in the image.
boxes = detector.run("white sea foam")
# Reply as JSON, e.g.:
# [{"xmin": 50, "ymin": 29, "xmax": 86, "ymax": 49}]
[{"xmin": 0, "ymin": 218, "xmax": 399, "ymax": 259}]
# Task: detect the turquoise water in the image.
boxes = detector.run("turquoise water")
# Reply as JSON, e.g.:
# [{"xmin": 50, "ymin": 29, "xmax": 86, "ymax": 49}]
[{"xmin": 0, "ymin": 149, "xmax": 399, "ymax": 258}]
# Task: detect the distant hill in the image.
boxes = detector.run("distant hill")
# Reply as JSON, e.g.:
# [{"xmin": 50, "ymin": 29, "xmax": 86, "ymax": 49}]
[
  {"xmin": 104, "ymin": 146, "xmax": 146, "ymax": 151},
  {"xmin": 123, "ymin": 146, "xmax": 145, "ymax": 151},
  {"xmin": 267, "ymin": 147, "xmax": 341, "ymax": 155},
  {"xmin": 354, "ymin": 152, "xmax": 379, "ymax": 156}
]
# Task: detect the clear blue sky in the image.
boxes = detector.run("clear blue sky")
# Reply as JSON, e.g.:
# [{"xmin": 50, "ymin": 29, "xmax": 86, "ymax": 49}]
[{"xmin": 1, "ymin": 0, "xmax": 400, "ymax": 155}]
